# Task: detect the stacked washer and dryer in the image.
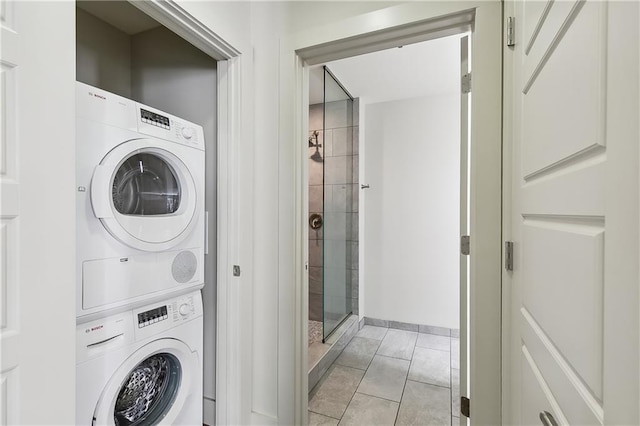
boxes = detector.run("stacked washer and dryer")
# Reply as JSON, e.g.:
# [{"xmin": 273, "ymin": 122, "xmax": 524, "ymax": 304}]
[{"xmin": 75, "ymin": 82, "xmax": 206, "ymax": 425}]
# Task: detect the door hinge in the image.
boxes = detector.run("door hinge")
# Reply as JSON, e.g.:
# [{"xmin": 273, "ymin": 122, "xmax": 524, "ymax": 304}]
[
  {"xmin": 507, "ymin": 16, "xmax": 516, "ymax": 47},
  {"xmin": 461, "ymin": 73, "xmax": 472, "ymax": 94},
  {"xmin": 505, "ymin": 241, "xmax": 514, "ymax": 271},
  {"xmin": 461, "ymin": 396, "xmax": 470, "ymax": 418},
  {"xmin": 233, "ymin": 265, "xmax": 241, "ymax": 277},
  {"xmin": 461, "ymin": 235, "xmax": 470, "ymax": 256}
]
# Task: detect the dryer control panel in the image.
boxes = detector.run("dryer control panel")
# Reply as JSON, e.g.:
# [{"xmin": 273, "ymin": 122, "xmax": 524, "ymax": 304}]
[{"xmin": 136, "ymin": 103, "xmax": 205, "ymax": 151}]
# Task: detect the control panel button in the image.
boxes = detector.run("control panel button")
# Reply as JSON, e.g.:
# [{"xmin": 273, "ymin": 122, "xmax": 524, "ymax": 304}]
[
  {"xmin": 179, "ymin": 303, "xmax": 191, "ymax": 316},
  {"xmin": 181, "ymin": 127, "xmax": 195, "ymax": 140}
]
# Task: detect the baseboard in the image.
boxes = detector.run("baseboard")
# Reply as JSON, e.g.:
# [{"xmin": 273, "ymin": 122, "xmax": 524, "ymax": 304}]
[{"xmin": 363, "ymin": 316, "xmax": 460, "ymax": 337}]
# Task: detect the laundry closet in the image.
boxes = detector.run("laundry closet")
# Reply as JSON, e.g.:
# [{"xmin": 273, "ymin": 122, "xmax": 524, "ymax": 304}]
[{"xmin": 75, "ymin": 1, "xmax": 217, "ymax": 424}]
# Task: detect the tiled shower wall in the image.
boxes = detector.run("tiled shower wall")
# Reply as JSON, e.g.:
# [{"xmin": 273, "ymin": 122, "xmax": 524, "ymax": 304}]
[{"xmin": 308, "ymin": 99, "xmax": 359, "ymax": 322}]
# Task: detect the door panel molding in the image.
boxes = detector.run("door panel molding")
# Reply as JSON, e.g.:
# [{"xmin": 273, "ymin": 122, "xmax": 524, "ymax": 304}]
[{"xmin": 507, "ymin": 0, "xmax": 640, "ymax": 424}]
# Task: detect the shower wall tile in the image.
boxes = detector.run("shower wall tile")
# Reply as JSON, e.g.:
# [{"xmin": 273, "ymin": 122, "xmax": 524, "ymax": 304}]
[
  {"xmin": 352, "ymin": 126, "xmax": 359, "ymax": 155},
  {"xmin": 309, "ymin": 185, "xmax": 323, "ymax": 213},
  {"xmin": 351, "ymin": 272, "xmax": 359, "ymax": 315},
  {"xmin": 309, "ymin": 266, "xmax": 322, "ymax": 295},
  {"xmin": 309, "ymin": 156, "xmax": 323, "ymax": 185},
  {"xmin": 353, "ymin": 99, "xmax": 359, "ymax": 122},
  {"xmin": 324, "ymin": 212, "xmax": 347, "ymax": 241},
  {"xmin": 351, "ymin": 184, "xmax": 359, "ymax": 213},
  {"xmin": 350, "ymin": 213, "xmax": 359, "ymax": 241},
  {"xmin": 325, "ymin": 100, "xmax": 350, "ymax": 129},
  {"xmin": 349, "ymin": 242, "xmax": 359, "ymax": 270},
  {"xmin": 310, "ymin": 227, "xmax": 323, "ymax": 240},
  {"xmin": 352, "ymin": 155, "xmax": 359, "ymax": 184},
  {"xmin": 325, "ymin": 185, "xmax": 348, "ymax": 213},
  {"xmin": 324, "ymin": 240, "xmax": 347, "ymax": 264},
  {"xmin": 310, "ymin": 292, "xmax": 323, "ymax": 322},
  {"xmin": 324, "ymin": 156, "xmax": 348, "ymax": 185},
  {"xmin": 323, "ymin": 129, "xmax": 333, "ymax": 158},
  {"xmin": 332, "ymin": 127, "xmax": 350, "ymax": 156},
  {"xmin": 309, "ymin": 103, "xmax": 323, "ymax": 131},
  {"xmin": 324, "ymin": 267, "xmax": 348, "ymax": 296},
  {"xmin": 309, "ymin": 239, "xmax": 322, "ymax": 267}
]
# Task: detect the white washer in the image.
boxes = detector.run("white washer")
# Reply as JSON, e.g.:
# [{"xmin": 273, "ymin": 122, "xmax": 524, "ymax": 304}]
[
  {"xmin": 76, "ymin": 82, "xmax": 206, "ymax": 319},
  {"xmin": 76, "ymin": 291, "xmax": 203, "ymax": 426}
]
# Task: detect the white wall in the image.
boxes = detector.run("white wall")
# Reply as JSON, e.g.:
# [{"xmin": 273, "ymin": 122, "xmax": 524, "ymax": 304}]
[
  {"xmin": 76, "ymin": 8, "xmax": 132, "ymax": 98},
  {"xmin": 364, "ymin": 94, "xmax": 460, "ymax": 329}
]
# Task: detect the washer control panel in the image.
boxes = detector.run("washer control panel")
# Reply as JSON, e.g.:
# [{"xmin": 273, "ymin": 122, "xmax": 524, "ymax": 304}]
[
  {"xmin": 140, "ymin": 108, "xmax": 171, "ymax": 130},
  {"xmin": 137, "ymin": 305, "xmax": 169, "ymax": 328},
  {"xmin": 133, "ymin": 291, "xmax": 203, "ymax": 340}
]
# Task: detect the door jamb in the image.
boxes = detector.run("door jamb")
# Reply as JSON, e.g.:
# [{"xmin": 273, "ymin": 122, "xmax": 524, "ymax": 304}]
[
  {"xmin": 127, "ymin": 2, "xmax": 242, "ymax": 425},
  {"xmin": 281, "ymin": 2, "xmax": 503, "ymax": 424}
]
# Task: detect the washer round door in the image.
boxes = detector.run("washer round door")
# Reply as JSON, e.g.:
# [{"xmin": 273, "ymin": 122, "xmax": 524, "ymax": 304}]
[
  {"xmin": 91, "ymin": 139, "xmax": 198, "ymax": 252},
  {"xmin": 93, "ymin": 339, "xmax": 198, "ymax": 426}
]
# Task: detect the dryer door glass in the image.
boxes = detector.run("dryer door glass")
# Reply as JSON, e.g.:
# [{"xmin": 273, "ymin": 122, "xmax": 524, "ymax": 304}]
[
  {"xmin": 114, "ymin": 353, "xmax": 182, "ymax": 426},
  {"xmin": 112, "ymin": 153, "xmax": 181, "ymax": 216}
]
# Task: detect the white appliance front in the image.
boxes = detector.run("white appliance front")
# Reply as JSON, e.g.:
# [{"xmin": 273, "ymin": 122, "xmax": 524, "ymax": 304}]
[
  {"xmin": 76, "ymin": 291, "xmax": 203, "ymax": 426},
  {"xmin": 76, "ymin": 82, "xmax": 206, "ymax": 319}
]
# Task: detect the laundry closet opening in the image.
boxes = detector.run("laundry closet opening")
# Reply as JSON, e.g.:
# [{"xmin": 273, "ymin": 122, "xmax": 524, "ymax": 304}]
[{"xmin": 75, "ymin": 2, "xmax": 217, "ymax": 424}]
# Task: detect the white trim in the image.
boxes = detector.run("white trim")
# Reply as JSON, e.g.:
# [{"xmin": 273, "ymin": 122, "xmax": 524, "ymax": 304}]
[
  {"xmin": 215, "ymin": 59, "xmax": 231, "ymax": 426},
  {"xmin": 281, "ymin": 2, "xmax": 502, "ymax": 424},
  {"xmin": 125, "ymin": 2, "xmax": 243, "ymax": 425},
  {"xmin": 129, "ymin": 0, "xmax": 239, "ymax": 60}
]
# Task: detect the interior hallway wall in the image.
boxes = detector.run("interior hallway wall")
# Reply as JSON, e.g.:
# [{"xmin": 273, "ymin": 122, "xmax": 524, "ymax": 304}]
[{"xmin": 364, "ymin": 94, "xmax": 460, "ymax": 329}]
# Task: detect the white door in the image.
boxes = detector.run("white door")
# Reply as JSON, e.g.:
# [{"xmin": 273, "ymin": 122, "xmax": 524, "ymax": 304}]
[
  {"xmin": 0, "ymin": 1, "xmax": 76, "ymax": 424},
  {"xmin": 508, "ymin": 1, "xmax": 639, "ymax": 424}
]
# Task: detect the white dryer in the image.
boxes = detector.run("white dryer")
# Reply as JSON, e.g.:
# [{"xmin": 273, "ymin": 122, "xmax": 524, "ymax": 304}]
[
  {"xmin": 76, "ymin": 291, "xmax": 203, "ymax": 426},
  {"xmin": 76, "ymin": 82, "xmax": 206, "ymax": 319}
]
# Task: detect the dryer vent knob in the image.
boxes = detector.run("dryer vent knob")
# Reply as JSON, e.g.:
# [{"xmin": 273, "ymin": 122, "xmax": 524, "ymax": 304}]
[{"xmin": 172, "ymin": 251, "xmax": 197, "ymax": 283}]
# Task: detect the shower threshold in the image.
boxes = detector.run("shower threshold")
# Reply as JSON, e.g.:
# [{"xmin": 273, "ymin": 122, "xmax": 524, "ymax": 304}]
[{"xmin": 308, "ymin": 315, "xmax": 359, "ymax": 393}]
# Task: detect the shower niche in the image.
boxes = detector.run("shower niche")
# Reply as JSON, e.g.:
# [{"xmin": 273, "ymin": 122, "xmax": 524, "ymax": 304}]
[{"xmin": 308, "ymin": 66, "xmax": 359, "ymax": 343}]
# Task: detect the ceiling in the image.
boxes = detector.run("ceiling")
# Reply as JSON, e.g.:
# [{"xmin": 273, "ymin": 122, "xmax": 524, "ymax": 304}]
[
  {"xmin": 309, "ymin": 34, "xmax": 463, "ymax": 105},
  {"xmin": 77, "ymin": 1, "xmax": 161, "ymax": 35}
]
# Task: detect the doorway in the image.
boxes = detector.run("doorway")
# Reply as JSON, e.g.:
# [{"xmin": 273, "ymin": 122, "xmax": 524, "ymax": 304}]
[
  {"xmin": 306, "ymin": 34, "xmax": 467, "ymax": 425},
  {"xmin": 282, "ymin": 3, "xmax": 503, "ymax": 424}
]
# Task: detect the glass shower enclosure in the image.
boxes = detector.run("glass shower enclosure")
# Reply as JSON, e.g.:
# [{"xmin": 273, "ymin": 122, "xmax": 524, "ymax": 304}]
[{"xmin": 316, "ymin": 66, "xmax": 355, "ymax": 341}]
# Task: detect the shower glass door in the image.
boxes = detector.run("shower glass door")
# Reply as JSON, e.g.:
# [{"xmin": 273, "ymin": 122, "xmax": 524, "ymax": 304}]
[{"xmin": 322, "ymin": 66, "xmax": 354, "ymax": 341}]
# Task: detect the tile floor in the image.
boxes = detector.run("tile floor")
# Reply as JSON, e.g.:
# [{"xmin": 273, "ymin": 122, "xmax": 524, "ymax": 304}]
[{"xmin": 309, "ymin": 325, "xmax": 461, "ymax": 426}]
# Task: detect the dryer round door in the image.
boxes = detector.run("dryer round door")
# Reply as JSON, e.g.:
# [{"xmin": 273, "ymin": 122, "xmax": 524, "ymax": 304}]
[
  {"xmin": 91, "ymin": 139, "xmax": 198, "ymax": 252},
  {"xmin": 93, "ymin": 339, "xmax": 198, "ymax": 426}
]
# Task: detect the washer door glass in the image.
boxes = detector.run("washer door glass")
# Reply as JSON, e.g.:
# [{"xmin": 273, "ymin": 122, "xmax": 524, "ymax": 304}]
[
  {"xmin": 114, "ymin": 353, "xmax": 182, "ymax": 426},
  {"xmin": 112, "ymin": 153, "xmax": 180, "ymax": 216}
]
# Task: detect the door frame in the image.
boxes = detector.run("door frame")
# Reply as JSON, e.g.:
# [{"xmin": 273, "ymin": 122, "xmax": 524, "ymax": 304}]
[
  {"xmin": 128, "ymin": 2, "xmax": 242, "ymax": 425},
  {"xmin": 279, "ymin": 2, "xmax": 503, "ymax": 424}
]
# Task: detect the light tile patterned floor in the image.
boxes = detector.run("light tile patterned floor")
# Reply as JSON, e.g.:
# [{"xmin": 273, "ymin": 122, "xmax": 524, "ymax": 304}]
[{"xmin": 309, "ymin": 325, "xmax": 461, "ymax": 426}]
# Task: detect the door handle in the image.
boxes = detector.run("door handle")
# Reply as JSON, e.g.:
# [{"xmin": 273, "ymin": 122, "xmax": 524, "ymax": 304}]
[{"xmin": 539, "ymin": 411, "xmax": 558, "ymax": 426}]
